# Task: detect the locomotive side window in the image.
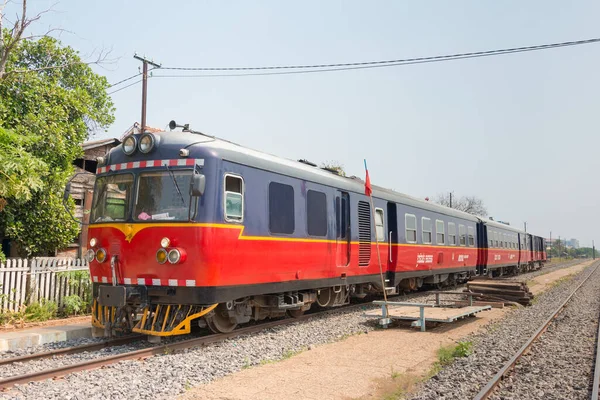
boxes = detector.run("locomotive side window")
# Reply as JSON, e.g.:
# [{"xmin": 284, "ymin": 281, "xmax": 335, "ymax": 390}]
[
  {"xmin": 269, "ymin": 182, "xmax": 295, "ymax": 234},
  {"xmin": 335, "ymin": 196, "xmax": 348, "ymax": 239},
  {"xmin": 488, "ymin": 230, "xmax": 493, "ymax": 247},
  {"xmin": 224, "ymin": 175, "xmax": 244, "ymax": 222},
  {"xmin": 494, "ymin": 231, "xmax": 499, "ymax": 247},
  {"xmin": 405, "ymin": 214, "xmax": 417, "ymax": 243},
  {"xmin": 448, "ymin": 222, "xmax": 456, "ymax": 245},
  {"xmin": 468, "ymin": 226, "xmax": 475, "ymax": 246},
  {"xmin": 307, "ymin": 190, "xmax": 327, "ymax": 237},
  {"xmin": 374, "ymin": 208, "xmax": 385, "ymax": 242},
  {"xmin": 422, "ymin": 217, "xmax": 432, "ymax": 244},
  {"xmin": 436, "ymin": 220, "xmax": 445, "ymax": 245},
  {"xmin": 459, "ymin": 224, "xmax": 466, "ymax": 246}
]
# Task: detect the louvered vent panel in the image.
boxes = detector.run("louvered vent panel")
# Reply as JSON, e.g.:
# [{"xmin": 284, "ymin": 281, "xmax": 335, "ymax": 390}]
[{"xmin": 358, "ymin": 201, "xmax": 371, "ymax": 266}]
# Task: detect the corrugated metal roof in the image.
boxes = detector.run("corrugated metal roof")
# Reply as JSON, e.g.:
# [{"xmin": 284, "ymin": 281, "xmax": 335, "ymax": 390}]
[{"xmin": 82, "ymin": 138, "xmax": 120, "ymax": 150}]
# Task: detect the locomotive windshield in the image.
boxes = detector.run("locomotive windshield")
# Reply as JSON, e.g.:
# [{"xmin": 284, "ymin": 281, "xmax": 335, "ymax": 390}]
[
  {"xmin": 90, "ymin": 170, "xmax": 193, "ymax": 223},
  {"xmin": 134, "ymin": 170, "xmax": 192, "ymax": 221},
  {"xmin": 91, "ymin": 174, "xmax": 135, "ymax": 222}
]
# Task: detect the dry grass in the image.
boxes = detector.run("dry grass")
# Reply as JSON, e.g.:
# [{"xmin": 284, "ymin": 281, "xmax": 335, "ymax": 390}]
[{"xmin": 351, "ymin": 368, "xmax": 421, "ymax": 400}]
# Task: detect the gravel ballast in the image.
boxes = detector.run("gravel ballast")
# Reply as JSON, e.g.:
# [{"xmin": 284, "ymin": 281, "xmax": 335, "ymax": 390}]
[
  {"xmin": 490, "ymin": 263, "xmax": 600, "ymax": 400},
  {"xmin": 0, "ymin": 261, "xmax": 581, "ymax": 399},
  {"xmin": 408, "ymin": 261, "xmax": 600, "ymax": 400}
]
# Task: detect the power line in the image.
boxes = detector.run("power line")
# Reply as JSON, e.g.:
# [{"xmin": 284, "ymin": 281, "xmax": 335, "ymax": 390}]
[
  {"xmin": 107, "ymin": 79, "xmax": 142, "ymax": 95},
  {"xmin": 158, "ymin": 37, "xmax": 600, "ymax": 75},
  {"xmin": 108, "ymin": 73, "xmax": 141, "ymax": 88},
  {"xmin": 108, "ymin": 67, "xmax": 160, "ymax": 88}
]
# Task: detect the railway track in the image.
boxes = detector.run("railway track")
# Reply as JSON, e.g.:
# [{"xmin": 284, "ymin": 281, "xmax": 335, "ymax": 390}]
[
  {"xmin": 0, "ymin": 335, "xmax": 141, "ymax": 367},
  {"xmin": 0, "ymin": 259, "xmax": 574, "ymax": 392},
  {"xmin": 473, "ymin": 260, "xmax": 600, "ymax": 400},
  {"xmin": 0, "ymin": 302, "xmax": 372, "ymax": 390}
]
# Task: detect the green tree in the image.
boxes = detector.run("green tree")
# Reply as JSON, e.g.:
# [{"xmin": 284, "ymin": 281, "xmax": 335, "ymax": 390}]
[
  {"xmin": 0, "ymin": 127, "xmax": 47, "ymax": 206},
  {"xmin": 0, "ymin": 34, "xmax": 115, "ymax": 258}
]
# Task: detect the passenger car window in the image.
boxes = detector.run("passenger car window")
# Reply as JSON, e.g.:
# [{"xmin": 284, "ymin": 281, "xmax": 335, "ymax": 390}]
[
  {"xmin": 436, "ymin": 220, "xmax": 445, "ymax": 245},
  {"xmin": 422, "ymin": 217, "xmax": 432, "ymax": 244},
  {"xmin": 405, "ymin": 214, "xmax": 417, "ymax": 243},
  {"xmin": 459, "ymin": 225, "xmax": 466, "ymax": 246},
  {"xmin": 448, "ymin": 222, "xmax": 456, "ymax": 245},
  {"xmin": 468, "ymin": 226, "xmax": 475, "ymax": 246}
]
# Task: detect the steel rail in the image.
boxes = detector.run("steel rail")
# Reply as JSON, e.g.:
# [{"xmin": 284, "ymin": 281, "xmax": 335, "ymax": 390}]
[
  {"xmin": 0, "ymin": 305, "xmax": 347, "ymax": 390},
  {"xmin": 473, "ymin": 261, "xmax": 600, "ymax": 400},
  {"xmin": 592, "ymin": 300, "xmax": 600, "ymax": 400},
  {"xmin": 0, "ymin": 258, "xmax": 568, "ymax": 392},
  {"xmin": 0, "ymin": 335, "xmax": 142, "ymax": 367}
]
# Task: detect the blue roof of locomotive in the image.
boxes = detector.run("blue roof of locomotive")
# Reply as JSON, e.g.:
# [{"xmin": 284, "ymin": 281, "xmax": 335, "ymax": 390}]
[{"xmin": 109, "ymin": 130, "xmax": 544, "ymax": 229}]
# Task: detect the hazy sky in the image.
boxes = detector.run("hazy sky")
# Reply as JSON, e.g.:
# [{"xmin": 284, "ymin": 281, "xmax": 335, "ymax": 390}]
[{"xmin": 21, "ymin": 0, "xmax": 600, "ymax": 246}]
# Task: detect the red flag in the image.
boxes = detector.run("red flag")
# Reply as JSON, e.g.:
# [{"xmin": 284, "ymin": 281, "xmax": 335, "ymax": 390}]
[{"xmin": 364, "ymin": 160, "xmax": 372, "ymax": 196}]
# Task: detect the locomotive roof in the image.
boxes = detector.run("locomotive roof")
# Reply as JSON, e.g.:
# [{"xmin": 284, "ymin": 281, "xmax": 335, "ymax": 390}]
[{"xmin": 142, "ymin": 130, "xmax": 481, "ymax": 222}]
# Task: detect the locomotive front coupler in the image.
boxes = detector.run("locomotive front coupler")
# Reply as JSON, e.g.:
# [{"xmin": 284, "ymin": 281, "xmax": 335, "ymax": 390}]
[{"xmin": 97, "ymin": 284, "xmax": 148, "ymax": 308}]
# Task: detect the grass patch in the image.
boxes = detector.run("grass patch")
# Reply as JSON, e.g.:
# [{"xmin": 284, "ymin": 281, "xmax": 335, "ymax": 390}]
[
  {"xmin": 376, "ymin": 369, "xmax": 421, "ymax": 400},
  {"xmin": 548, "ymin": 274, "xmax": 575, "ymax": 289},
  {"xmin": 429, "ymin": 341, "xmax": 473, "ymax": 377}
]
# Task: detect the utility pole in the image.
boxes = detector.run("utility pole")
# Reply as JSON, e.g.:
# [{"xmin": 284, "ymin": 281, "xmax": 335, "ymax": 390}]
[
  {"xmin": 449, "ymin": 192, "xmax": 453, "ymax": 208},
  {"xmin": 524, "ymin": 221, "xmax": 527, "ymax": 232},
  {"xmin": 133, "ymin": 54, "xmax": 161, "ymax": 134}
]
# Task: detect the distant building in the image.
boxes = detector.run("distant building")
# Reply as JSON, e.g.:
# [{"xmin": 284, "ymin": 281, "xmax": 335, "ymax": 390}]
[
  {"xmin": 567, "ymin": 238, "xmax": 580, "ymax": 249},
  {"xmin": 56, "ymin": 138, "xmax": 121, "ymax": 258}
]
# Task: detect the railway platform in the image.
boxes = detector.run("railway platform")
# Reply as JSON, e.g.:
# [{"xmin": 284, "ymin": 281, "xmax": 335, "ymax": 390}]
[
  {"xmin": 0, "ymin": 322, "xmax": 91, "ymax": 351},
  {"xmin": 365, "ymin": 299, "xmax": 491, "ymax": 331}
]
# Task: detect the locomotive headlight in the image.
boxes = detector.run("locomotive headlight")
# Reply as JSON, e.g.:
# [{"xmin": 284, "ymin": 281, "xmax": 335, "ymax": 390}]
[
  {"xmin": 96, "ymin": 248, "xmax": 107, "ymax": 263},
  {"xmin": 85, "ymin": 249, "xmax": 95, "ymax": 263},
  {"xmin": 160, "ymin": 237, "xmax": 171, "ymax": 248},
  {"xmin": 89, "ymin": 238, "xmax": 97, "ymax": 247},
  {"xmin": 139, "ymin": 133, "xmax": 155, "ymax": 153},
  {"xmin": 168, "ymin": 249, "xmax": 181, "ymax": 264},
  {"xmin": 167, "ymin": 249, "xmax": 181, "ymax": 264},
  {"xmin": 156, "ymin": 248, "xmax": 168, "ymax": 264},
  {"xmin": 122, "ymin": 135, "xmax": 137, "ymax": 155}
]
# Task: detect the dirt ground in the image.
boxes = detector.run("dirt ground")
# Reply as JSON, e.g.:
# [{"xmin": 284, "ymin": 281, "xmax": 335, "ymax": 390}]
[
  {"xmin": 180, "ymin": 260, "xmax": 592, "ymax": 400},
  {"xmin": 0, "ymin": 315, "xmax": 90, "ymax": 331},
  {"xmin": 527, "ymin": 260, "xmax": 593, "ymax": 295}
]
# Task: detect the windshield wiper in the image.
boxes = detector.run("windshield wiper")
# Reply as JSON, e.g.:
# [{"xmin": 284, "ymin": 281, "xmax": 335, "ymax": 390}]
[{"xmin": 165, "ymin": 165, "xmax": 186, "ymax": 206}]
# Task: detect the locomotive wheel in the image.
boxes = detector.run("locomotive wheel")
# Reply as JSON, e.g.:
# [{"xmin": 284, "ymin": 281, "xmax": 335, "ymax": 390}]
[
  {"xmin": 287, "ymin": 308, "xmax": 305, "ymax": 318},
  {"xmin": 205, "ymin": 304, "xmax": 237, "ymax": 333}
]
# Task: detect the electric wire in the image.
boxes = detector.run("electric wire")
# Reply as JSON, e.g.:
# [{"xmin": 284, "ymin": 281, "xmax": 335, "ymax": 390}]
[
  {"xmin": 158, "ymin": 37, "xmax": 600, "ymax": 74},
  {"xmin": 108, "ymin": 73, "xmax": 141, "ymax": 88},
  {"xmin": 107, "ymin": 79, "xmax": 142, "ymax": 95},
  {"xmin": 105, "ymin": 37, "xmax": 600, "ymax": 92}
]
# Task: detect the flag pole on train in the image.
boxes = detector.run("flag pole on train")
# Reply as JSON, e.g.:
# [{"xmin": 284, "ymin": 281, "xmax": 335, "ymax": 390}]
[{"xmin": 364, "ymin": 159, "xmax": 389, "ymax": 317}]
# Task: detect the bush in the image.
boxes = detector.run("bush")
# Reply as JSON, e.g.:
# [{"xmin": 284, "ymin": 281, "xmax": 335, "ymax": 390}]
[
  {"xmin": 25, "ymin": 300, "xmax": 57, "ymax": 322},
  {"xmin": 62, "ymin": 295, "xmax": 83, "ymax": 316}
]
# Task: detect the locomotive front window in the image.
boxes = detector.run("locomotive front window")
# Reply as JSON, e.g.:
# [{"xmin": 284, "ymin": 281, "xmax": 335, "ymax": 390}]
[
  {"xmin": 91, "ymin": 174, "xmax": 134, "ymax": 223},
  {"xmin": 134, "ymin": 171, "xmax": 192, "ymax": 221}
]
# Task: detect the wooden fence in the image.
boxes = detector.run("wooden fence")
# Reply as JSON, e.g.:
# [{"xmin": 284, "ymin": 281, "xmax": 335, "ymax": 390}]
[{"xmin": 0, "ymin": 258, "xmax": 90, "ymax": 312}]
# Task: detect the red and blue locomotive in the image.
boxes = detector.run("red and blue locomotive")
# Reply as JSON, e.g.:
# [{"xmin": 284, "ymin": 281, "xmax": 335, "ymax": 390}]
[{"xmin": 77, "ymin": 124, "xmax": 546, "ymax": 337}]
